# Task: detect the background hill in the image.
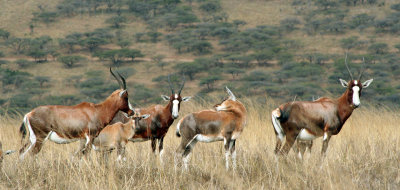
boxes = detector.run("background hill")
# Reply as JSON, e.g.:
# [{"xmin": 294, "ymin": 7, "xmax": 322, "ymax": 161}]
[{"xmin": 1, "ymin": 0, "xmax": 400, "ymax": 113}]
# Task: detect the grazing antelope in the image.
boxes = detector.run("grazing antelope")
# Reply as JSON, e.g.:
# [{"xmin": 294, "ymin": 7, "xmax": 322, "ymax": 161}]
[
  {"xmin": 271, "ymin": 55, "xmax": 373, "ymax": 158},
  {"xmin": 92, "ymin": 113, "xmax": 150, "ymax": 162},
  {"xmin": 0, "ymin": 142, "xmax": 16, "ymax": 164},
  {"xmin": 110, "ymin": 75, "xmax": 191, "ymax": 160},
  {"xmin": 175, "ymin": 87, "xmax": 247, "ymax": 170},
  {"xmin": 18, "ymin": 68, "xmax": 135, "ymax": 159}
]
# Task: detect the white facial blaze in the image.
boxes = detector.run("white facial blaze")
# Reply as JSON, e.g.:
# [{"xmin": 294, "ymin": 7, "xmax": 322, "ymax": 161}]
[
  {"xmin": 352, "ymin": 86, "xmax": 360, "ymax": 106},
  {"xmin": 172, "ymin": 100, "xmax": 179, "ymax": 118}
]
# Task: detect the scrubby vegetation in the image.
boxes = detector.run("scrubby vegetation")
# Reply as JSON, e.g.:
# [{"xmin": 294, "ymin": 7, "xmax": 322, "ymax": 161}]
[{"xmin": 0, "ymin": 0, "xmax": 399, "ymax": 114}]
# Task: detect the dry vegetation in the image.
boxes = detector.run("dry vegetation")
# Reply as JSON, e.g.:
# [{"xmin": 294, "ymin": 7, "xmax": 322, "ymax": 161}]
[{"xmin": 0, "ymin": 98, "xmax": 399, "ymax": 189}]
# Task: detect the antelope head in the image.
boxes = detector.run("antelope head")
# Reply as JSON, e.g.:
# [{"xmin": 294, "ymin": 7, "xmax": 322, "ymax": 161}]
[
  {"xmin": 110, "ymin": 68, "xmax": 135, "ymax": 116},
  {"xmin": 339, "ymin": 55, "xmax": 373, "ymax": 108},
  {"xmin": 214, "ymin": 87, "xmax": 239, "ymax": 111},
  {"xmin": 161, "ymin": 75, "xmax": 191, "ymax": 119}
]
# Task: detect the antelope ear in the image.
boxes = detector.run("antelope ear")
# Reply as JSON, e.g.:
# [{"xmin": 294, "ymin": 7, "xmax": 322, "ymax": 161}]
[
  {"xmin": 119, "ymin": 90, "xmax": 127, "ymax": 97},
  {"xmin": 362, "ymin": 79, "xmax": 373, "ymax": 88},
  {"xmin": 141, "ymin": 114, "xmax": 150, "ymax": 119},
  {"xmin": 161, "ymin": 95, "xmax": 170, "ymax": 101},
  {"xmin": 182, "ymin": 96, "xmax": 191, "ymax": 102},
  {"xmin": 339, "ymin": 79, "xmax": 348, "ymax": 88}
]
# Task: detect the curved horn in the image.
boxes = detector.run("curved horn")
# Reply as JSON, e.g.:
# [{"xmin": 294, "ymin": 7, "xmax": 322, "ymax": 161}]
[
  {"xmin": 225, "ymin": 86, "xmax": 236, "ymax": 101},
  {"xmin": 117, "ymin": 72, "xmax": 127, "ymax": 90},
  {"xmin": 358, "ymin": 57, "xmax": 366, "ymax": 80},
  {"xmin": 167, "ymin": 74, "xmax": 174, "ymax": 94},
  {"xmin": 344, "ymin": 52, "xmax": 354, "ymax": 80},
  {"xmin": 110, "ymin": 67, "xmax": 123, "ymax": 89},
  {"xmin": 178, "ymin": 76, "xmax": 186, "ymax": 95}
]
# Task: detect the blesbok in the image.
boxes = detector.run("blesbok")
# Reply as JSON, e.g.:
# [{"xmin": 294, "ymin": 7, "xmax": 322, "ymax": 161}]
[
  {"xmin": 271, "ymin": 55, "xmax": 373, "ymax": 158},
  {"xmin": 18, "ymin": 68, "xmax": 135, "ymax": 159},
  {"xmin": 92, "ymin": 113, "xmax": 150, "ymax": 161},
  {"xmin": 110, "ymin": 75, "xmax": 191, "ymax": 160},
  {"xmin": 175, "ymin": 87, "xmax": 247, "ymax": 170},
  {"xmin": 0, "ymin": 142, "xmax": 16, "ymax": 164}
]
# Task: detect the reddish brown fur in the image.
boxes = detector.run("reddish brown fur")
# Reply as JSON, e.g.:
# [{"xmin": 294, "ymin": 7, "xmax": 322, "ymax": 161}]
[
  {"xmin": 93, "ymin": 114, "xmax": 149, "ymax": 161},
  {"xmin": 175, "ymin": 87, "xmax": 246, "ymax": 170},
  {"xmin": 272, "ymin": 79, "xmax": 373, "ymax": 157},
  {"xmin": 19, "ymin": 69, "xmax": 134, "ymax": 159}
]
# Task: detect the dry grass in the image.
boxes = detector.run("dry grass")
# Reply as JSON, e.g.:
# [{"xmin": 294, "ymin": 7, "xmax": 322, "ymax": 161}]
[{"xmin": 0, "ymin": 98, "xmax": 399, "ymax": 189}]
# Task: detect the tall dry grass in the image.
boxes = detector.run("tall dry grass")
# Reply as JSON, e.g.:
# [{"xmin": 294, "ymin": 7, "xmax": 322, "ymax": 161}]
[{"xmin": 0, "ymin": 98, "xmax": 399, "ymax": 189}]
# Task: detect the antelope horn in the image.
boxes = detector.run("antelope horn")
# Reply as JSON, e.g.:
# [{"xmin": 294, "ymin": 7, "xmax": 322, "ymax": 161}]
[
  {"xmin": 225, "ymin": 86, "xmax": 236, "ymax": 101},
  {"xmin": 117, "ymin": 72, "xmax": 127, "ymax": 90},
  {"xmin": 167, "ymin": 74, "xmax": 174, "ymax": 94},
  {"xmin": 344, "ymin": 52, "xmax": 354, "ymax": 80},
  {"xmin": 358, "ymin": 57, "xmax": 366, "ymax": 80},
  {"xmin": 110, "ymin": 68, "xmax": 123, "ymax": 89},
  {"xmin": 178, "ymin": 76, "xmax": 186, "ymax": 95}
]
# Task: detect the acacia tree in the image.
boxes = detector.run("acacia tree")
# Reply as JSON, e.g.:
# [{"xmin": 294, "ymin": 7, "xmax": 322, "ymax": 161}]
[{"xmin": 59, "ymin": 55, "xmax": 85, "ymax": 68}]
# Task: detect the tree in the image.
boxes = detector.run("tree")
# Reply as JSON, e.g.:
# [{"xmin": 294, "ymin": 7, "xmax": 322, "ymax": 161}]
[
  {"xmin": 199, "ymin": 1, "xmax": 222, "ymax": 13},
  {"xmin": 224, "ymin": 66, "xmax": 244, "ymax": 79},
  {"xmin": 391, "ymin": 3, "xmax": 400, "ymax": 12},
  {"xmin": 33, "ymin": 11, "xmax": 58, "ymax": 25},
  {"xmin": 199, "ymin": 75, "xmax": 222, "ymax": 91},
  {"xmin": 106, "ymin": 15, "xmax": 127, "ymax": 28},
  {"xmin": 340, "ymin": 36, "xmax": 359, "ymax": 50},
  {"xmin": 175, "ymin": 62, "xmax": 204, "ymax": 80},
  {"xmin": 35, "ymin": 76, "xmax": 50, "ymax": 88},
  {"xmin": 152, "ymin": 54, "xmax": 168, "ymax": 70},
  {"xmin": 59, "ymin": 55, "xmax": 85, "ymax": 68},
  {"xmin": 252, "ymin": 50, "xmax": 274, "ymax": 66},
  {"xmin": 121, "ymin": 49, "xmax": 144, "ymax": 62},
  {"xmin": 395, "ymin": 44, "xmax": 400, "ymax": 52},
  {"xmin": 368, "ymin": 43, "xmax": 388, "ymax": 55},
  {"xmin": 147, "ymin": 31, "xmax": 162, "ymax": 43},
  {"xmin": 0, "ymin": 29, "xmax": 10, "ymax": 40},
  {"xmin": 6, "ymin": 38, "xmax": 30, "ymax": 54},
  {"xmin": 27, "ymin": 49, "xmax": 48, "ymax": 62},
  {"xmin": 280, "ymin": 18, "xmax": 301, "ymax": 32},
  {"xmin": 82, "ymin": 37, "xmax": 108, "ymax": 52},
  {"xmin": 117, "ymin": 40, "xmax": 131, "ymax": 48}
]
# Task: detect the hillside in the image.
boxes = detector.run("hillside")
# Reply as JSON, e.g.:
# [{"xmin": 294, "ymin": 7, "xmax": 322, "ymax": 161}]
[{"xmin": 0, "ymin": 0, "xmax": 400, "ymax": 114}]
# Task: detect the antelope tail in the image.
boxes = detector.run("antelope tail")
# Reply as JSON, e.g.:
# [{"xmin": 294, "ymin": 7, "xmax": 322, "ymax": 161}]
[
  {"xmin": 176, "ymin": 118, "xmax": 184, "ymax": 137},
  {"xmin": 271, "ymin": 108, "xmax": 286, "ymax": 141},
  {"xmin": 19, "ymin": 121, "xmax": 27, "ymax": 140}
]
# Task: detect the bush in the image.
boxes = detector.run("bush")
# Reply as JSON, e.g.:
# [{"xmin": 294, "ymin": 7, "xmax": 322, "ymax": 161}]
[
  {"xmin": 106, "ymin": 15, "xmax": 127, "ymax": 28},
  {"xmin": 15, "ymin": 59, "xmax": 33, "ymax": 68},
  {"xmin": 175, "ymin": 62, "xmax": 205, "ymax": 80},
  {"xmin": 280, "ymin": 18, "xmax": 301, "ymax": 32},
  {"xmin": 59, "ymin": 55, "xmax": 85, "ymax": 68},
  {"xmin": 368, "ymin": 43, "xmax": 388, "ymax": 55},
  {"xmin": 199, "ymin": 1, "xmax": 222, "ymax": 13},
  {"xmin": 199, "ymin": 74, "xmax": 222, "ymax": 91},
  {"xmin": 0, "ymin": 29, "xmax": 10, "ymax": 40}
]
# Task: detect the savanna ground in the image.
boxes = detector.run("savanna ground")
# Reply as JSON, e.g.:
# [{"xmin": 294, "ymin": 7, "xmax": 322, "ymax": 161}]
[{"xmin": 0, "ymin": 98, "xmax": 399, "ymax": 190}]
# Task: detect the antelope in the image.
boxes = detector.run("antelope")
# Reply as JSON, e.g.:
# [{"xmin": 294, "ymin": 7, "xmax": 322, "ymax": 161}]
[
  {"xmin": 175, "ymin": 87, "xmax": 247, "ymax": 170},
  {"xmin": 271, "ymin": 55, "xmax": 373, "ymax": 158},
  {"xmin": 92, "ymin": 113, "xmax": 150, "ymax": 162},
  {"xmin": 18, "ymin": 68, "xmax": 135, "ymax": 159},
  {"xmin": 110, "ymin": 75, "xmax": 191, "ymax": 160},
  {"xmin": 0, "ymin": 142, "xmax": 16, "ymax": 164}
]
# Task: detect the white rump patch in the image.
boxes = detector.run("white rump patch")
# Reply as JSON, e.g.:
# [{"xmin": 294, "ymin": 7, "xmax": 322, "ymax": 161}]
[
  {"xmin": 352, "ymin": 86, "xmax": 360, "ymax": 106},
  {"xmin": 195, "ymin": 134, "xmax": 223, "ymax": 143},
  {"xmin": 20, "ymin": 112, "xmax": 36, "ymax": 160},
  {"xmin": 271, "ymin": 109, "xmax": 285, "ymax": 141},
  {"xmin": 48, "ymin": 131, "xmax": 79, "ymax": 144},
  {"xmin": 297, "ymin": 129, "xmax": 317, "ymax": 141}
]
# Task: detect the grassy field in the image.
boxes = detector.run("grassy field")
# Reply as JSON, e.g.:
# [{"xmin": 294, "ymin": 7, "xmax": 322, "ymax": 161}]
[{"xmin": 0, "ymin": 98, "xmax": 399, "ymax": 189}]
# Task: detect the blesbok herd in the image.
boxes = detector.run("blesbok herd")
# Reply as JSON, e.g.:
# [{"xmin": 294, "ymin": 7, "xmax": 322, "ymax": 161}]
[{"xmin": 1, "ymin": 55, "xmax": 375, "ymax": 170}]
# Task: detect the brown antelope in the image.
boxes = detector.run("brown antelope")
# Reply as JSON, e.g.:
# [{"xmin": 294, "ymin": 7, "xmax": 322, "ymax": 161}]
[
  {"xmin": 271, "ymin": 55, "xmax": 373, "ymax": 158},
  {"xmin": 175, "ymin": 87, "xmax": 247, "ymax": 170},
  {"xmin": 0, "ymin": 142, "xmax": 16, "ymax": 164},
  {"xmin": 18, "ymin": 68, "xmax": 135, "ymax": 159},
  {"xmin": 110, "ymin": 75, "xmax": 191, "ymax": 161},
  {"xmin": 92, "ymin": 113, "xmax": 150, "ymax": 162}
]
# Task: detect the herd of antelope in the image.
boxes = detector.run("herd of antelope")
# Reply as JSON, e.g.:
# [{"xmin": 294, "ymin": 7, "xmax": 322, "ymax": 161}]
[{"xmin": 0, "ymin": 56, "xmax": 374, "ymax": 170}]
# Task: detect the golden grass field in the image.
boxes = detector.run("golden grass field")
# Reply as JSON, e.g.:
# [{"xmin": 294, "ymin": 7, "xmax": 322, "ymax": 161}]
[{"xmin": 0, "ymin": 98, "xmax": 399, "ymax": 189}]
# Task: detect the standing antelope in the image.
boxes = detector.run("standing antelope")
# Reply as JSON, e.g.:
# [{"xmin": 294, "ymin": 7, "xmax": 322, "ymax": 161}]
[
  {"xmin": 92, "ymin": 113, "xmax": 150, "ymax": 162},
  {"xmin": 110, "ymin": 75, "xmax": 191, "ymax": 160},
  {"xmin": 271, "ymin": 55, "xmax": 373, "ymax": 158},
  {"xmin": 175, "ymin": 87, "xmax": 247, "ymax": 170},
  {"xmin": 18, "ymin": 68, "xmax": 135, "ymax": 159}
]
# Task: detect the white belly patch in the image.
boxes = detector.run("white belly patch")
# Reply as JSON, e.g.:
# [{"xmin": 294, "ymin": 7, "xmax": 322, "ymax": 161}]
[
  {"xmin": 129, "ymin": 138, "xmax": 148, "ymax": 142},
  {"xmin": 48, "ymin": 131, "xmax": 79, "ymax": 144},
  {"xmin": 297, "ymin": 129, "xmax": 317, "ymax": 141},
  {"xmin": 195, "ymin": 134, "xmax": 224, "ymax": 143}
]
